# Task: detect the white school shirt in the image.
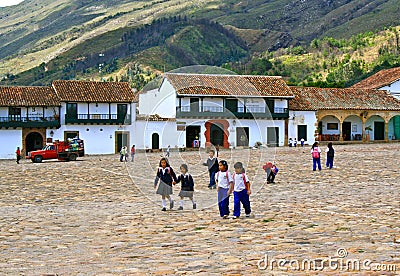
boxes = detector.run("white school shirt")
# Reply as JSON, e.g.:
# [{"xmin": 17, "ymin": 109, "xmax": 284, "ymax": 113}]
[
  {"xmin": 215, "ymin": 171, "xmax": 233, "ymax": 189},
  {"xmin": 233, "ymin": 172, "xmax": 249, "ymax": 192}
]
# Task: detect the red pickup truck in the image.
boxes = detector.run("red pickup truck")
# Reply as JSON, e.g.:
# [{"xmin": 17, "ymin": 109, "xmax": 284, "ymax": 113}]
[{"xmin": 27, "ymin": 138, "xmax": 85, "ymax": 163}]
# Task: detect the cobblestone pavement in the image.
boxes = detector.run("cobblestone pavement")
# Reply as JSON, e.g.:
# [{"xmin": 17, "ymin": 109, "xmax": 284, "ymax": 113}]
[{"xmin": 0, "ymin": 143, "xmax": 399, "ymax": 275}]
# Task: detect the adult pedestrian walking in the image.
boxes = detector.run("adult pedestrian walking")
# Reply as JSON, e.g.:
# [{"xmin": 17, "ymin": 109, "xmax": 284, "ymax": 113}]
[
  {"xmin": 15, "ymin": 147, "xmax": 21, "ymax": 164},
  {"xmin": 130, "ymin": 145, "xmax": 136, "ymax": 162},
  {"xmin": 120, "ymin": 146, "xmax": 127, "ymax": 162}
]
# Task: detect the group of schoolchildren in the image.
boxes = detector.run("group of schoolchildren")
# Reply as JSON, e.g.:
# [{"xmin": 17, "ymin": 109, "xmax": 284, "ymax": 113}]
[
  {"xmin": 153, "ymin": 149, "xmax": 253, "ymax": 219},
  {"xmin": 153, "ymin": 141, "xmax": 335, "ymax": 216},
  {"xmin": 310, "ymin": 141, "xmax": 335, "ymax": 171}
]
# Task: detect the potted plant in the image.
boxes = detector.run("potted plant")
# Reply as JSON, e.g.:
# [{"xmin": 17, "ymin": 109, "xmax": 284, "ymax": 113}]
[{"xmin": 365, "ymin": 125, "xmax": 372, "ymax": 141}]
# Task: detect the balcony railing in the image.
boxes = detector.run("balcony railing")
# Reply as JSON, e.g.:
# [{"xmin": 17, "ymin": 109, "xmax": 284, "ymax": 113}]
[
  {"xmin": 176, "ymin": 107, "xmax": 289, "ymax": 119},
  {"xmin": 65, "ymin": 113, "xmax": 131, "ymax": 124},
  {"xmin": 0, "ymin": 116, "xmax": 61, "ymax": 128}
]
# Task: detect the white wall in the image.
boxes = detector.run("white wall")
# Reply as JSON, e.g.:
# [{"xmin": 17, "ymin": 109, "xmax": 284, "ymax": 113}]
[
  {"xmin": 0, "ymin": 129, "xmax": 22, "ymax": 159},
  {"xmin": 238, "ymin": 98, "xmax": 266, "ymax": 111},
  {"xmin": 231, "ymin": 119, "xmax": 285, "ymax": 147},
  {"xmin": 50, "ymin": 125, "xmax": 134, "ymax": 155},
  {"xmin": 0, "ymin": 106, "xmax": 59, "ymax": 118},
  {"xmin": 288, "ymin": 111, "xmax": 317, "ymax": 144},
  {"xmin": 138, "ymin": 79, "xmax": 176, "ymax": 117},
  {"xmin": 0, "ymin": 107, "xmax": 7, "ymax": 117},
  {"xmin": 366, "ymin": 115, "xmax": 385, "ymax": 141},
  {"xmin": 320, "ymin": 115, "xmax": 340, "ymax": 135},
  {"xmin": 380, "ymin": 81, "xmax": 400, "ymax": 99},
  {"xmin": 275, "ymin": 99, "xmax": 288, "ymax": 108},
  {"xmin": 343, "ymin": 115, "xmax": 363, "ymax": 138},
  {"xmin": 133, "ymin": 120, "xmax": 182, "ymax": 149},
  {"xmin": 203, "ymin": 98, "xmax": 223, "ymax": 111}
]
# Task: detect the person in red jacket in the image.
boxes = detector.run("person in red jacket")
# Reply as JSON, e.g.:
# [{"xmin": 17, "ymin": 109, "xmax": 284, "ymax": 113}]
[{"xmin": 15, "ymin": 147, "xmax": 21, "ymax": 164}]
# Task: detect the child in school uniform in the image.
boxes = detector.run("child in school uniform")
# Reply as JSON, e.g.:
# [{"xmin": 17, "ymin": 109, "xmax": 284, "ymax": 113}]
[
  {"xmin": 267, "ymin": 164, "xmax": 279, "ymax": 184},
  {"xmin": 215, "ymin": 160, "xmax": 234, "ymax": 219},
  {"xmin": 175, "ymin": 164, "xmax": 196, "ymax": 210},
  {"xmin": 232, "ymin": 162, "xmax": 252, "ymax": 219},
  {"xmin": 203, "ymin": 149, "xmax": 219, "ymax": 189},
  {"xmin": 154, "ymin": 157, "xmax": 177, "ymax": 211}
]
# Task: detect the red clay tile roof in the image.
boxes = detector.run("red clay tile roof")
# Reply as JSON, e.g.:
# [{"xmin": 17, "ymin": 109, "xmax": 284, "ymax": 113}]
[
  {"xmin": 0, "ymin": 86, "xmax": 60, "ymax": 106},
  {"xmin": 164, "ymin": 73, "xmax": 294, "ymax": 97},
  {"xmin": 352, "ymin": 67, "xmax": 400, "ymax": 89},
  {"xmin": 52, "ymin": 80, "xmax": 135, "ymax": 102},
  {"xmin": 289, "ymin": 86, "xmax": 400, "ymax": 111}
]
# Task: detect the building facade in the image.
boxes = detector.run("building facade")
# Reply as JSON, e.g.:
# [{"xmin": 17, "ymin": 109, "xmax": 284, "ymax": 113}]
[
  {"xmin": 352, "ymin": 67, "xmax": 400, "ymax": 99},
  {"xmin": 289, "ymin": 86, "xmax": 400, "ymax": 143},
  {"xmin": 0, "ymin": 86, "xmax": 61, "ymax": 159},
  {"xmin": 136, "ymin": 73, "xmax": 294, "ymax": 149},
  {"xmin": 0, "ymin": 81, "xmax": 136, "ymax": 158}
]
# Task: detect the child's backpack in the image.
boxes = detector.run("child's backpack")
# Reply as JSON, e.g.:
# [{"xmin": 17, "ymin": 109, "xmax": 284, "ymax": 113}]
[
  {"xmin": 233, "ymin": 172, "xmax": 247, "ymax": 183},
  {"xmin": 312, "ymin": 147, "xmax": 320, "ymax": 158},
  {"xmin": 327, "ymin": 148, "xmax": 334, "ymax": 158}
]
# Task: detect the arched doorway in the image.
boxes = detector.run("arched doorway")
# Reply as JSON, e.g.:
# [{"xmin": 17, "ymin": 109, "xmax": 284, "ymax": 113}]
[
  {"xmin": 205, "ymin": 120, "xmax": 229, "ymax": 148},
  {"xmin": 25, "ymin": 132, "xmax": 44, "ymax": 153},
  {"xmin": 152, "ymin": 133, "xmax": 160, "ymax": 149},
  {"xmin": 319, "ymin": 115, "xmax": 340, "ymax": 141},
  {"xmin": 388, "ymin": 115, "xmax": 400, "ymax": 140},
  {"xmin": 366, "ymin": 115, "xmax": 385, "ymax": 140},
  {"xmin": 210, "ymin": 123, "xmax": 224, "ymax": 147},
  {"xmin": 343, "ymin": 115, "xmax": 363, "ymax": 141}
]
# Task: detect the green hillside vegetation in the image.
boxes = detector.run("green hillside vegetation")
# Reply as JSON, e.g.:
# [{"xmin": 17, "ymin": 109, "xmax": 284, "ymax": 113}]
[
  {"xmin": 1, "ymin": 17, "xmax": 248, "ymax": 88},
  {"xmin": 1, "ymin": 0, "xmax": 400, "ymax": 79},
  {"xmin": 223, "ymin": 26, "xmax": 400, "ymax": 87}
]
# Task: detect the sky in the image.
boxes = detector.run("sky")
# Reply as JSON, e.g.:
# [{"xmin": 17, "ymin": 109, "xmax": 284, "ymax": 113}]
[{"xmin": 0, "ymin": 0, "xmax": 24, "ymax": 7}]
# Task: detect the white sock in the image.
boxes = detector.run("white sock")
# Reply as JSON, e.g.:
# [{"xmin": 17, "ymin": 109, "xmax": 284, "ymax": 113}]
[
  {"xmin": 162, "ymin": 199, "xmax": 167, "ymax": 208},
  {"xmin": 180, "ymin": 200, "xmax": 184, "ymax": 207},
  {"xmin": 168, "ymin": 197, "xmax": 173, "ymax": 203}
]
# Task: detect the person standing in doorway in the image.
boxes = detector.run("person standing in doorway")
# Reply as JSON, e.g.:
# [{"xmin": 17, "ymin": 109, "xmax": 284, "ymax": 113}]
[
  {"xmin": 15, "ymin": 147, "xmax": 21, "ymax": 164},
  {"xmin": 311, "ymin": 142, "xmax": 322, "ymax": 171}
]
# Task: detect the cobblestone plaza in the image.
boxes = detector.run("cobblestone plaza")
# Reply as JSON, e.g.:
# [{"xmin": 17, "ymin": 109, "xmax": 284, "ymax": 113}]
[{"xmin": 1, "ymin": 143, "xmax": 399, "ymax": 275}]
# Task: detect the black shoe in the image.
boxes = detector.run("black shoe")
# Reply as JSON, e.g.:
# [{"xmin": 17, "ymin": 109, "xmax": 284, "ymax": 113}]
[
  {"xmin": 193, "ymin": 203, "xmax": 196, "ymax": 209},
  {"xmin": 161, "ymin": 207, "xmax": 166, "ymax": 211},
  {"xmin": 170, "ymin": 200, "xmax": 174, "ymax": 209},
  {"xmin": 212, "ymin": 185, "xmax": 216, "ymax": 189},
  {"xmin": 178, "ymin": 206, "xmax": 183, "ymax": 210}
]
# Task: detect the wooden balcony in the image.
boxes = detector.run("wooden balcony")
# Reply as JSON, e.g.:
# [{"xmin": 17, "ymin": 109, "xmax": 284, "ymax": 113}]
[
  {"xmin": 65, "ymin": 113, "xmax": 131, "ymax": 124},
  {"xmin": 0, "ymin": 116, "xmax": 61, "ymax": 128},
  {"xmin": 176, "ymin": 106, "xmax": 289, "ymax": 119}
]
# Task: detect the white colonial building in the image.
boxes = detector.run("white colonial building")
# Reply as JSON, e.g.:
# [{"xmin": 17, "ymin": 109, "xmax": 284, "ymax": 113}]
[
  {"xmin": 352, "ymin": 66, "xmax": 400, "ymax": 99},
  {"xmin": 0, "ymin": 81, "xmax": 136, "ymax": 158},
  {"xmin": 289, "ymin": 86, "xmax": 400, "ymax": 143},
  {"xmin": 136, "ymin": 73, "xmax": 294, "ymax": 149},
  {"xmin": 0, "ymin": 86, "xmax": 61, "ymax": 159}
]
